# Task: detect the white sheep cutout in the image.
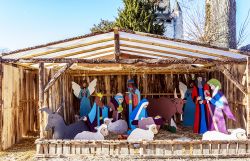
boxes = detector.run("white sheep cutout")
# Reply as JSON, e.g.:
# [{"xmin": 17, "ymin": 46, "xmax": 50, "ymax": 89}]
[
  {"xmin": 127, "ymin": 124, "xmax": 158, "ymax": 142},
  {"xmin": 104, "ymin": 118, "xmax": 128, "ymax": 134},
  {"xmin": 202, "ymin": 128, "xmax": 247, "ymax": 141},
  {"xmin": 74, "ymin": 124, "xmax": 109, "ymax": 140}
]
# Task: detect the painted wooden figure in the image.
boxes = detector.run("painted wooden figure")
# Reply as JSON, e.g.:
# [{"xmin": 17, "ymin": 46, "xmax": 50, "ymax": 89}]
[
  {"xmin": 72, "ymin": 79, "xmax": 97, "ymax": 117},
  {"xmin": 107, "ymin": 93, "xmax": 124, "ymax": 121},
  {"xmin": 84, "ymin": 93, "xmax": 109, "ymax": 132},
  {"xmin": 206, "ymin": 79, "xmax": 236, "ymax": 134},
  {"xmin": 192, "ymin": 76, "xmax": 211, "ymax": 134},
  {"xmin": 125, "ymin": 79, "xmax": 141, "ymax": 128},
  {"xmin": 183, "ymin": 80, "xmax": 196, "ymax": 127}
]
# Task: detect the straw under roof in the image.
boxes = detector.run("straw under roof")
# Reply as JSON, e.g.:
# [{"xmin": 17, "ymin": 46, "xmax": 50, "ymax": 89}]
[{"xmin": 1, "ymin": 29, "xmax": 249, "ymax": 72}]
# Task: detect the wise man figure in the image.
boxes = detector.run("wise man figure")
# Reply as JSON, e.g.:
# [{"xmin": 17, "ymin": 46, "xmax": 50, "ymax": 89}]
[
  {"xmin": 192, "ymin": 76, "xmax": 211, "ymax": 134},
  {"xmin": 107, "ymin": 93, "xmax": 124, "ymax": 121},
  {"xmin": 125, "ymin": 79, "xmax": 141, "ymax": 128},
  {"xmin": 206, "ymin": 79, "xmax": 236, "ymax": 134},
  {"xmin": 84, "ymin": 93, "xmax": 109, "ymax": 132}
]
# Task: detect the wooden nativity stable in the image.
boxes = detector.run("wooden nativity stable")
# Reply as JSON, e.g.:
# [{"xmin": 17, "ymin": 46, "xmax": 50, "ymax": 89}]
[{"xmin": 1, "ymin": 28, "xmax": 250, "ymax": 159}]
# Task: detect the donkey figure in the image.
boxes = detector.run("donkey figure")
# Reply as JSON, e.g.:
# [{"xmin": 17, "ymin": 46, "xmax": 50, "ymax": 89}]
[{"xmin": 40, "ymin": 107, "xmax": 89, "ymax": 139}]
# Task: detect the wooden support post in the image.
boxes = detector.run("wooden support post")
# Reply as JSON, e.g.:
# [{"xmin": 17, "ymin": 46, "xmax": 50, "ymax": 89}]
[
  {"xmin": 247, "ymin": 57, "xmax": 250, "ymax": 135},
  {"xmin": 105, "ymin": 75, "xmax": 111, "ymax": 102},
  {"xmin": 0, "ymin": 63, "xmax": 3, "ymax": 150},
  {"xmin": 39, "ymin": 62, "xmax": 45, "ymax": 138},
  {"xmin": 43, "ymin": 63, "xmax": 73, "ymax": 93},
  {"xmin": 114, "ymin": 28, "xmax": 120, "ymax": 62},
  {"xmin": 218, "ymin": 65, "xmax": 247, "ymax": 95}
]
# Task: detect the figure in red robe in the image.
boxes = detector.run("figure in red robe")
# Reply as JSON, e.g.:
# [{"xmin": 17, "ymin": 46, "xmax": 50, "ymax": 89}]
[{"xmin": 192, "ymin": 76, "xmax": 211, "ymax": 134}]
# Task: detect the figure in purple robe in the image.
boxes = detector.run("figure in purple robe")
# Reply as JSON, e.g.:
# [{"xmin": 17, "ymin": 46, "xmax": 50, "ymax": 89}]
[{"xmin": 206, "ymin": 79, "xmax": 236, "ymax": 134}]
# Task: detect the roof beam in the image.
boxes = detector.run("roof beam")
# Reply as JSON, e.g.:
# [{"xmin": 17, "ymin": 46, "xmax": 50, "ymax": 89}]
[
  {"xmin": 1, "ymin": 58, "xmax": 246, "ymax": 64},
  {"xmin": 44, "ymin": 63, "xmax": 73, "ymax": 93},
  {"xmin": 114, "ymin": 28, "xmax": 120, "ymax": 62},
  {"xmin": 217, "ymin": 64, "xmax": 247, "ymax": 95}
]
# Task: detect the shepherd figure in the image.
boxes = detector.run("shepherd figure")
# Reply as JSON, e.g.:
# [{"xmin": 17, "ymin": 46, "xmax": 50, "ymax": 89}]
[{"xmin": 206, "ymin": 79, "xmax": 236, "ymax": 134}]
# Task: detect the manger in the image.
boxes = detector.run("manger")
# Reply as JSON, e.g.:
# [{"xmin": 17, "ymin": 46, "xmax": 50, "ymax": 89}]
[{"xmin": 1, "ymin": 29, "xmax": 250, "ymax": 159}]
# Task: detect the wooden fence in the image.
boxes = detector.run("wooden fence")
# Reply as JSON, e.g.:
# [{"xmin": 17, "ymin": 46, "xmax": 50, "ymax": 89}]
[{"xmin": 35, "ymin": 139, "xmax": 250, "ymax": 159}]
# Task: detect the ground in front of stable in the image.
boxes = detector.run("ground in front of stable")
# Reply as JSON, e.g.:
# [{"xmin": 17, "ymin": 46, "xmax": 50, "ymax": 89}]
[{"xmin": 0, "ymin": 126, "xmax": 249, "ymax": 161}]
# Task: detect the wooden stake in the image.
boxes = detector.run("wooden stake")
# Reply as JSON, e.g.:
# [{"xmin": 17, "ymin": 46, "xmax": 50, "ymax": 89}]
[
  {"xmin": 44, "ymin": 63, "xmax": 73, "ymax": 93},
  {"xmin": 0, "ymin": 63, "xmax": 2, "ymax": 150},
  {"xmin": 247, "ymin": 57, "xmax": 250, "ymax": 135},
  {"xmin": 39, "ymin": 62, "xmax": 45, "ymax": 138}
]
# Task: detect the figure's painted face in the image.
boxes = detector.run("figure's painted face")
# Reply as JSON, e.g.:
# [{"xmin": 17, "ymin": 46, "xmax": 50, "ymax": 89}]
[
  {"xmin": 100, "ymin": 127, "xmax": 109, "ymax": 137},
  {"xmin": 210, "ymin": 84, "xmax": 216, "ymax": 90},
  {"xmin": 197, "ymin": 77, "xmax": 202, "ymax": 82},
  {"xmin": 118, "ymin": 98, "xmax": 124, "ymax": 104},
  {"xmin": 82, "ymin": 82, "xmax": 87, "ymax": 88},
  {"xmin": 143, "ymin": 102, "xmax": 149, "ymax": 109},
  {"xmin": 151, "ymin": 125, "xmax": 158, "ymax": 134}
]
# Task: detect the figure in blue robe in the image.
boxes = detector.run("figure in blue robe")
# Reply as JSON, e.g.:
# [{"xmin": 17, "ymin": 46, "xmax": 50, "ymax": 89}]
[
  {"xmin": 128, "ymin": 98, "xmax": 149, "ymax": 134},
  {"xmin": 84, "ymin": 94, "xmax": 109, "ymax": 132},
  {"xmin": 183, "ymin": 88, "xmax": 196, "ymax": 127},
  {"xmin": 125, "ymin": 79, "xmax": 141, "ymax": 129},
  {"xmin": 78, "ymin": 88, "xmax": 91, "ymax": 117}
]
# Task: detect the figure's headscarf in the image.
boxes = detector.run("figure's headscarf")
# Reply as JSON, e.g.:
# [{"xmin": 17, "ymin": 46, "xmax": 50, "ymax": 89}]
[
  {"xmin": 130, "ymin": 98, "xmax": 148, "ymax": 121},
  {"xmin": 207, "ymin": 79, "xmax": 222, "ymax": 90},
  {"xmin": 114, "ymin": 93, "xmax": 124, "ymax": 112}
]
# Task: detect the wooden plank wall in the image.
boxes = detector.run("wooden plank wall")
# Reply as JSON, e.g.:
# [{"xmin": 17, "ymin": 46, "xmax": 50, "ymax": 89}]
[
  {"xmin": 44, "ymin": 72, "xmax": 208, "ymax": 124},
  {"xmin": 0, "ymin": 64, "xmax": 39, "ymax": 150},
  {"xmin": 45, "ymin": 67, "xmax": 247, "ymax": 130},
  {"xmin": 0, "ymin": 64, "xmax": 246, "ymax": 150},
  {"xmin": 212, "ymin": 64, "xmax": 247, "ymax": 130}
]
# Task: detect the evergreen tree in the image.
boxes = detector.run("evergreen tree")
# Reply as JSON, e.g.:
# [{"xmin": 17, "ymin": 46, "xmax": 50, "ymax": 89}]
[
  {"xmin": 90, "ymin": 19, "xmax": 115, "ymax": 33},
  {"xmin": 116, "ymin": 0, "xmax": 164, "ymax": 35}
]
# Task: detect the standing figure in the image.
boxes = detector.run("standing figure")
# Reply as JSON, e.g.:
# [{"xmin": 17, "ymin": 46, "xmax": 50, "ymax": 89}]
[
  {"xmin": 107, "ymin": 93, "xmax": 124, "ymax": 121},
  {"xmin": 84, "ymin": 93, "xmax": 109, "ymax": 132},
  {"xmin": 183, "ymin": 81, "xmax": 196, "ymax": 127},
  {"xmin": 125, "ymin": 79, "xmax": 141, "ymax": 128},
  {"xmin": 206, "ymin": 79, "xmax": 236, "ymax": 134},
  {"xmin": 129, "ymin": 98, "xmax": 149, "ymax": 133},
  {"xmin": 192, "ymin": 76, "xmax": 211, "ymax": 134},
  {"xmin": 72, "ymin": 79, "xmax": 97, "ymax": 117}
]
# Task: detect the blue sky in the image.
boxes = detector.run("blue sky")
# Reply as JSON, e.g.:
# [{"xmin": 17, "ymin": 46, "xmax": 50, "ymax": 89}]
[{"xmin": 0, "ymin": 0, "xmax": 249, "ymax": 51}]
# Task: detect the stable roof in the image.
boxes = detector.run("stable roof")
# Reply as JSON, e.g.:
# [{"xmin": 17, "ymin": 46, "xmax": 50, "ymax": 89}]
[{"xmin": 1, "ymin": 29, "xmax": 249, "ymax": 72}]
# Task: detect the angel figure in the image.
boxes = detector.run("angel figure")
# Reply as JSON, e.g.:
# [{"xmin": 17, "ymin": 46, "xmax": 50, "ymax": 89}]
[{"xmin": 72, "ymin": 79, "xmax": 97, "ymax": 117}]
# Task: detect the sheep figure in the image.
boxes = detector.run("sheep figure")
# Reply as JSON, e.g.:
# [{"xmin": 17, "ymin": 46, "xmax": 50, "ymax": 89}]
[
  {"xmin": 74, "ymin": 124, "xmax": 109, "ymax": 140},
  {"xmin": 127, "ymin": 124, "xmax": 158, "ymax": 142},
  {"xmin": 202, "ymin": 128, "xmax": 247, "ymax": 141},
  {"xmin": 104, "ymin": 118, "xmax": 128, "ymax": 134}
]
